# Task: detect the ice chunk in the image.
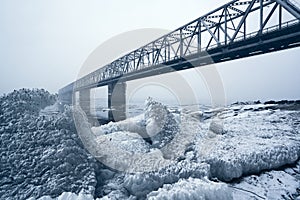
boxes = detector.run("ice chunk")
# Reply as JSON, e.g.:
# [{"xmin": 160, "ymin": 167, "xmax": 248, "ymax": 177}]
[
  {"xmin": 147, "ymin": 177, "xmax": 232, "ymax": 200},
  {"xmin": 209, "ymin": 118, "xmax": 224, "ymax": 135},
  {"xmin": 123, "ymin": 160, "xmax": 210, "ymax": 197},
  {"xmin": 96, "ymin": 131, "xmax": 150, "ymax": 154},
  {"xmin": 144, "ymin": 97, "xmax": 179, "ymax": 148},
  {"xmin": 197, "ymin": 134, "xmax": 300, "ymax": 181},
  {"xmin": 196, "ymin": 107, "xmax": 300, "ymax": 181},
  {"xmin": 34, "ymin": 192, "xmax": 94, "ymax": 200},
  {"xmin": 94, "ymin": 114, "xmax": 146, "ymax": 137}
]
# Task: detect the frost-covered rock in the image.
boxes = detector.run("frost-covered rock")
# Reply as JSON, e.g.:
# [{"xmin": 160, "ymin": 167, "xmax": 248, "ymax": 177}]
[{"xmin": 147, "ymin": 177, "xmax": 232, "ymax": 200}]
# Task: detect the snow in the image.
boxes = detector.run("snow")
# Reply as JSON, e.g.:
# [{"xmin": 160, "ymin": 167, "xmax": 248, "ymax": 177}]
[{"xmin": 232, "ymin": 163, "xmax": 300, "ymax": 199}]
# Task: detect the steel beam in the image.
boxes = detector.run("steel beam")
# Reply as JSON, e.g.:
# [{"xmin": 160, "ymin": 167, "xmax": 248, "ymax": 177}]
[
  {"xmin": 201, "ymin": 20, "xmax": 221, "ymax": 46},
  {"xmin": 274, "ymin": 0, "xmax": 300, "ymax": 19},
  {"xmin": 231, "ymin": 0, "xmax": 256, "ymax": 43},
  {"xmin": 59, "ymin": 0, "xmax": 300, "ymax": 96}
]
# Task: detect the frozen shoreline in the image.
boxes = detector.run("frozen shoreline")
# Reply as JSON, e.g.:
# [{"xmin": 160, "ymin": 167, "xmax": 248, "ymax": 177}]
[{"xmin": 0, "ymin": 89, "xmax": 299, "ymax": 199}]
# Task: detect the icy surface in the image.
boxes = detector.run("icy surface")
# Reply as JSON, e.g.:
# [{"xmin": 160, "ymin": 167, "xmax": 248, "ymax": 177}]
[
  {"xmin": 123, "ymin": 160, "xmax": 210, "ymax": 197},
  {"xmin": 80, "ymin": 99, "xmax": 300, "ymax": 198},
  {"xmin": 93, "ymin": 97, "xmax": 179, "ymax": 149},
  {"xmin": 1, "ymin": 89, "xmax": 300, "ymax": 199},
  {"xmin": 195, "ymin": 105, "xmax": 300, "ymax": 181},
  {"xmin": 147, "ymin": 177, "xmax": 232, "ymax": 200},
  {"xmin": 92, "ymin": 114, "xmax": 146, "ymax": 137},
  {"xmin": 29, "ymin": 191, "xmax": 94, "ymax": 200},
  {"xmin": 232, "ymin": 169, "xmax": 299, "ymax": 200},
  {"xmin": 0, "ymin": 89, "xmax": 99, "ymax": 199},
  {"xmin": 144, "ymin": 97, "xmax": 179, "ymax": 148}
]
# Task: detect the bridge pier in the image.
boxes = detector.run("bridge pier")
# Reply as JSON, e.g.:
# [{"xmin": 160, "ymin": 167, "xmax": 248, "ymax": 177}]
[
  {"xmin": 79, "ymin": 89, "xmax": 91, "ymax": 116},
  {"xmin": 108, "ymin": 81, "xmax": 126, "ymax": 122},
  {"xmin": 58, "ymin": 91, "xmax": 73, "ymax": 105}
]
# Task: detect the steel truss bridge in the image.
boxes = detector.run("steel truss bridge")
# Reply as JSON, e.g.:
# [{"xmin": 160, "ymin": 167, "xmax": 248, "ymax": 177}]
[{"xmin": 59, "ymin": 0, "xmax": 300, "ymax": 121}]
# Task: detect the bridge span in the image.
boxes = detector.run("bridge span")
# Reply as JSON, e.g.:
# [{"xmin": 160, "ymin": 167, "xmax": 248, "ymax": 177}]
[{"xmin": 59, "ymin": 0, "xmax": 300, "ymax": 122}]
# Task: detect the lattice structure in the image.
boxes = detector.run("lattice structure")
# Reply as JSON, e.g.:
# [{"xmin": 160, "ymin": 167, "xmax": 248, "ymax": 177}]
[{"xmin": 59, "ymin": 0, "xmax": 300, "ymax": 94}]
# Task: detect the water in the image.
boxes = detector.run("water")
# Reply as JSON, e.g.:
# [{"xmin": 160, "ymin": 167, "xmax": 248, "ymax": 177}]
[{"xmin": 90, "ymin": 100, "xmax": 212, "ymax": 120}]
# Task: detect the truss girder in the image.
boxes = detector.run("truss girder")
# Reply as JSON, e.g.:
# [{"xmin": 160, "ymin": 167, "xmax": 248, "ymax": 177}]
[{"xmin": 70, "ymin": 0, "xmax": 300, "ymax": 90}]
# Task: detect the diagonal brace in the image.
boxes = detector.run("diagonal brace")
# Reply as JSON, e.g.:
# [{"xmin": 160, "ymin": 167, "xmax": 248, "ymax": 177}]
[
  {"xmin": 274, "ymin": 0, "xmax": 300, "ymax": 19},
  {"xmin": 230, "ymin": 0, "xmax": 256, "ymax": 43},
  {"xmin": 201, "ymin": 19, "xmax": 221, "ymax": 46}
]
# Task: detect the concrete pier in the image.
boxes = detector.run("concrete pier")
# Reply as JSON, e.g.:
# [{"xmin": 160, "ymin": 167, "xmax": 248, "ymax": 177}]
[
  {"xmin": 58, "ymin": 91, "xmax": 73, "ymax": 105},
  {"xmin": 108, "ymin": 81, "xmax": 126, "ymax": 121},
  {"xmin": 79, "ymin": 89, "xmax": 91, "ymax": 115}
]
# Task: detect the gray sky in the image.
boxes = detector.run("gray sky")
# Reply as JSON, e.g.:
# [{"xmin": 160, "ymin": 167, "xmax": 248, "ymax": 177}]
[{"xmin": 0, "ymin": 0, "xmax": 299, "ymax": 104}]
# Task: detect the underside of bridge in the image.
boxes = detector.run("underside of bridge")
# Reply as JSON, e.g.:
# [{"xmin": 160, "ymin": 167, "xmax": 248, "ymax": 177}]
[{"xmin": 58, "ymin": 0, "xmax": 300, "ymax": 122}]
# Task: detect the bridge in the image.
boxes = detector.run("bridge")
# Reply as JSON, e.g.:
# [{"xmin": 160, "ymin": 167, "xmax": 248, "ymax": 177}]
[{"xmin": 59, "ymin": 0, "xmax": 300, "ymax": 122}]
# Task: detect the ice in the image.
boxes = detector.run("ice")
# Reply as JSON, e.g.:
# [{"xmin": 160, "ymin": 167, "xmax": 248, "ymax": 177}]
[
  {"xmin": 197, "ymin": 134, "xmax": 300, "ymax": 181},
  {"xmin": 147, "ymin": 177, "xmax": 232, "ymax": 200},
  {"xmin": 32, "ymin": 192, "xmax": 94, "ymax": 200},
  {"xmin": 143, "ymin": 97, "xmax": 179, "ymax": 148},
  {"xmin": 195, "ymin": 106, "xmax": 300, "ymax": 181},
  {"xmin": 232, "ymin": 169, "xmax": 300, "ymax": 199},
  {"xmin": 93, "ymin": 114, "xmax": 146, "ymax": 137},
  {"xmin": 123, "ymin": 160, "xmax": 210, "ymax": 198},
  {"xmin": 93, "ymin": 96, "xmax": 179, "ymax": 143},
  {"xmin": 78, "ymin": 97, "xmax": 183, "ymax": 173},
  {"xmin": 90, "ymin": 97, "xmax": 300, "ymax": 188},
  {"xmin": 1, "ymin": 89, "xmax": 300, "ymax": 199},
  {"xmin": 0, "ymin": 89, "xmax": 99, "ymax": 199},
  {"xmin": 96, "ymin": 131, "xmax": 150, "ymax": 154}
]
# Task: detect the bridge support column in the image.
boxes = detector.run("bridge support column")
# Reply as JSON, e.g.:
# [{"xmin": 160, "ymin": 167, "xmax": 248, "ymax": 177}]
[
  {"xmin": 79, "ymin": 89, "xmax": 91, "ymax": 116},
  {"xmin": 58, "ymin": 91, "xmax": 73, "ymax": 105},
  {"xmin": 108, "ymin": 82, "xmax": 126, "ymax": 122}
]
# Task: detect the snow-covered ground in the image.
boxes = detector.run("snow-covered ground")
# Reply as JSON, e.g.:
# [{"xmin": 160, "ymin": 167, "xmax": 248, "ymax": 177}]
[{"xmin": 1, "ymin": 89, "xmax": 300, "ymax": 199}]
